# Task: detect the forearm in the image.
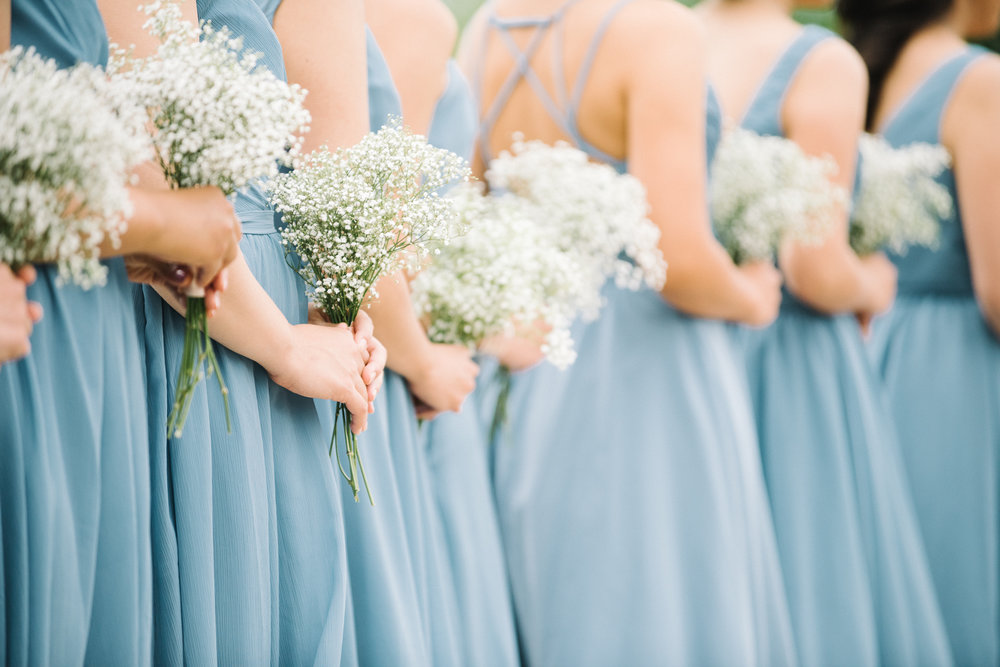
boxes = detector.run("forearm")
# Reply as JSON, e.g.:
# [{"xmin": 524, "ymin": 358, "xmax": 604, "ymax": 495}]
[
  {"xmin": 100, "ymin": 186, "xmax": 168, "ymax": 258},
  {"xmin": 660, "ymin": 243, "xmax": 756, "ymax": 322},
  {"xmin": 364, "ymin": 271, "xmax": 431, "ymax": 380},
  {"xmin": 781, "ymin": 239, "xmax": 873, "ymax": 315},
  {"xmin": 155, "ymin": 251, "xmax": 293, "ymax": 371}
]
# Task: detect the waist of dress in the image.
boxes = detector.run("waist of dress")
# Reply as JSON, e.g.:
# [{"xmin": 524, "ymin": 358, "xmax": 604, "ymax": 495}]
[
  {"xmin": 236, "ymin": 208, "xmax": 280, "ymax": 235},
  {"xmin": 896, "ymin": 283, "xmax": 976, "ymax": 299}
]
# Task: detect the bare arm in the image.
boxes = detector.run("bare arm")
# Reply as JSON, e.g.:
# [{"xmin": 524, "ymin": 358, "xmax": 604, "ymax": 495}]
[
  {"xmin": 2, "ymin": 0, "xmax": 10, "ymax": 50},
  {"xmin": 273, "ymin": 0, "xmax": 368, "ymax": 151},
  {"xmin": 780, "ymin": 39, "xmax": 896, "ymax": 318},
  {"xmin": 947, "ymin": 55, "xmax": 1000, "ymax": 336},
  {"xmin": 626, "ymin": 5, "xmax": 779, "ymax": 325},
  {"xmin": 365, "ymin": 0, "xmax": 454, "ymax": 136}
]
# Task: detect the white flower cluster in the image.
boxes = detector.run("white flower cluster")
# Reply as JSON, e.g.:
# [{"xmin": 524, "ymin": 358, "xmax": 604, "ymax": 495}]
[
  {"xmin": 850, "ymin": 133, "xmax": 950, "ymax": 256},
  {"xmin": 268, "ymin": 119, "xmax": 471, "ymax": 325},
  {"xmin": 486, "ymin": 137, "xmax": 666, "ymax": 319},
  {"xmin": 108, "ymin": 0, "xmax": 310, "ymax": 194},
  {"xmin": 711, "ymin": 127, "xmax": 845, "ymax": 264},
  {"xmin": 0, "ymin": 47, "xmax": 150, "ymax": 288},
  {"xmin": 410, "ymin": 183, "xmax": 583, "ymax": 369}
]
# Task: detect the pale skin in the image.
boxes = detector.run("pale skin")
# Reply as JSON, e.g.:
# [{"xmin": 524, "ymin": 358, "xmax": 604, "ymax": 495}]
[
  {"xmin": 696, "ymin": 0, "xmax": 898, "ymax": 334},
  {"xmin": 869, "ymin": 0, "xmax": 1000, "ymax": 337},
  {"xmin": 457, "ymin": 0, "xmax": 783, "ymax": 368},
  {"xmin": 99, "ymin": 0, "xmax": 382, "ymax": 430},
  {"xmin": 365, "ymin": 0, "xmax": 479, "ymax": 420}
]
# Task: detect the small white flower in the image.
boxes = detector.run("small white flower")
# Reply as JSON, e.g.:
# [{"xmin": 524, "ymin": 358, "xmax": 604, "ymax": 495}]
[
  {"xmin": 486, "ymin": 137, "xmax": 667, "ymax": 321},
  {"xmin": 710, "ymin": 127, "xmax": 845, "ymax": 264},
  {"xmin": 0, "ymin": 46, "xmax": 151, "ymax": 288},
  {"xmin": 851, "ymin": 133, "xmax": 950, "ymax": 256},
  {"xmin": 268, "ymin": 119, "xmax": 471, "ymax": 326},
  {"xmin": 108, "ymin": 0, "xmax": 311, "ymax": 195}
]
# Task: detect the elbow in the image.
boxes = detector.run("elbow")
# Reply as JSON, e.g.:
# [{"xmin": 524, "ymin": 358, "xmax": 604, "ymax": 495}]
[{"xmin": 977, "ymin": 284, "xmax": 1000, "ymax": 338}]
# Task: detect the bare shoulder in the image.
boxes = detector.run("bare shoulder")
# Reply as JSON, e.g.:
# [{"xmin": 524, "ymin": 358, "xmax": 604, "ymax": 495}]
[
  {"xmin": 367, "ymin": 0, "xmax": 457, "ymax": 53},
  {"xmin": 798, "ymin": 36, "xmax": 868, "ymax": 95},
  {"xmin": 610, "ymin": 0, "xmax": 704, "ymax": 51},
  {"xmin": 953, "ymin": 51, "xmax": 1000, "ymax": 113}
]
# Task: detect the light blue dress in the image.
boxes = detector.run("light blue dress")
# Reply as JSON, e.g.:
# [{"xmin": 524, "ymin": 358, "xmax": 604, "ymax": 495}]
[
  {"xmin": 253, "ymin": 12, "xmax": 464, "ymax": 662},
  {"xmin": 739, "ymin": 25, "xmax": 953, "ymax": 667},
  {"xmin": 478, "ymin": 2, "xmax": 796, "ymax": 664},
  {"xmin": 138, "ymin": 1, "xmax": 353, "ymax": 663},
  {"xmin": 419, "ymin": 61, "xmax": 520, "ymax": 667},
  {"xmin": 870, "ymin": 45, "xmax": 1000, "ymax": 667},
  {"xmin": 0, "ymin": 3, "xmax": 152, "ymax": 665}
]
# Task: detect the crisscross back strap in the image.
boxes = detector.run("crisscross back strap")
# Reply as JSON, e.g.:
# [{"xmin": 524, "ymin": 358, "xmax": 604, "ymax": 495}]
[{"xmin": 476, "ymin": 0, "xmax": 634, "ymax": 169}]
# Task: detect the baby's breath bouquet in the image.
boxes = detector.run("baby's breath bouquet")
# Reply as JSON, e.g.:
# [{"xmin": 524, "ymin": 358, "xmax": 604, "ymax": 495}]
[
  {"xmin": 850, "ymin": 134, "xmax": 950, "ymax": 256},
  {"xmin": 412, "ymin": 182, "xmax": 590, "ymax": 441},
  {"xmin": 486, "ymin": 137, "xmax": 667, "ymax": 319},
  {"xmin": 412, "ymin": 182, "xmax": 581, "ymax": 368},
  {"xmin": 268, "ymin": 120, "xmax": 470, "ymax": 503},
  {"xmin": 0, "ymin": 46, "xmax": 149, "ymax": 288},
  {"xmin": 109, "ymin": 0, "xmax": 311, "ymax": 438},
  {"xmin": 711, "ymin": 127, "xmax": 845, "ymax": 264}
]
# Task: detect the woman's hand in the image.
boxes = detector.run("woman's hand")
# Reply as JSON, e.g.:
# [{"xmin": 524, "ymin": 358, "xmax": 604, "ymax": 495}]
[
  {"xmin": 737, "ymin": 261, "xmax": 783, "ymax": 327},
  {"xmin": 123, "ymin": 185, "xmax": 243, "ymax": 291},
  {"xmin": 407, "ymin": 343, "xmax": 479, "ymax": 417},
  {"xmin": 267, "ymin": 322, "xmax": 372, "ymax": 433},
  {"xmin": 0, "ymin": 264, "xmax": 43, "ymax": 364},
  {"xmin": 125, "ymin": 255, "xmax": 229, "ymax": 316},
  {"xmin": 351, "ymin": 310, "xmax": 387, "ymax": 412},
  {"xmin": 480, "ymin": 334, "xmax": 546, "ymax": 372},
  {"xmin": 854, "ymin": 252, "xmax": 898, "ymax": 335}
]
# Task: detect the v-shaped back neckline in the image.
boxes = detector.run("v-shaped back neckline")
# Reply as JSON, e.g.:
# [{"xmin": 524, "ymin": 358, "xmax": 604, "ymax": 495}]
[
  {"xmin": 875, "ymin": 47, "xmax": 977, "ymax": 136},
  {"xmin": 733, "ymin": 24, "xmax": 825, "ymax": 128}
]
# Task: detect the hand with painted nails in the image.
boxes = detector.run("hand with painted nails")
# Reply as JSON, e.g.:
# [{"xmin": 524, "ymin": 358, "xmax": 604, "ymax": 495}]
[
  {"xmin": 124, "ymin": 255, "xmax": 230, "ymax": 317},
  {"xmin": 0, "ymin": 264, "xmax": 43, "ymax": 364},
  {"xmin": 350, "ymin": 310, "xmax": 387, "ymax": 413}
]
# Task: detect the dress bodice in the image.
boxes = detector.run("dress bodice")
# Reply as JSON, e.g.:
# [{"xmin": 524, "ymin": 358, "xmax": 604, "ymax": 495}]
[
  {"xmin": 428, "ymin": 60, "xmax": 478, "ymax": 162},
  {"xmin": 366, "ymin": 28, "xmax": 404, "ymax": 132},
  {"xmin": 880, "ymin": 46, "xmax": 989, "ymax": 297},
  {"xmin": 199, "ymin": 0, "xmax": 289, "ymax": 232},
  {"xmin": 11, "ymin": 0, "xmax": 108, "ymax": 68}
]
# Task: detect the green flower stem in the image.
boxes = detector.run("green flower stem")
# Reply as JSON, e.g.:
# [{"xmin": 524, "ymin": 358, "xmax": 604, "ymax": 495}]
[
  {"xmin": 165, "ymin": 294, "xmax": 231, "ymax": 438},
  {"xmin": 489, "ymin": 364, "xmax": 513, "ymax": 445},
  {"xmin": 332, "ymin": 401, "xmax": 375, "ymax": 505}
]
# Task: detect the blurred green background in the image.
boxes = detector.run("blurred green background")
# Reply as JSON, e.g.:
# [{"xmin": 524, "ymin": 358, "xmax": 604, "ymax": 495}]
[{"xmin": 443, "ymin": 1, "xmax": 999, "ymax": 51}]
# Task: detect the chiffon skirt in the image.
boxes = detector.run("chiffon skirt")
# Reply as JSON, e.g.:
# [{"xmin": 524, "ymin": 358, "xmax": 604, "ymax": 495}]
[
  {"xmin": 870, "ymin": 294, "xmax": 1000, "ymax": 667},
  {"xmin": 335, "ymin": 370, "xmax": 462, "ymax": 666},
  {"xmin": 492, "ymin": 283, "xmax": 796, "ymax": 666},
  {"xmin": 140, "ymin": 217, "xmax": 354, "ymax": 666},
  {"xmin": 421, "ymin": 398, "xmax": 520, "ymax": 667},
  {"xmin": 746, "ymin": 304, "xmax": 952, "ymax": 667},
  {"xmin": 0, "ymin": 261, "xmax": 151, "ymax": 666}
]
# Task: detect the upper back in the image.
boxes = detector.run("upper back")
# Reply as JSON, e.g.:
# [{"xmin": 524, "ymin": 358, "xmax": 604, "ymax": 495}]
[
  {"xmin": 879, "ymin": 45, "xmax": 990, "ymax": 296},
  {"xmin": 462, "ymin": 0, "xmax": 652, "ymax": 173},
  {"xmin": 12, "ymin": 0, "xmax": 108, "ymax": 67}
]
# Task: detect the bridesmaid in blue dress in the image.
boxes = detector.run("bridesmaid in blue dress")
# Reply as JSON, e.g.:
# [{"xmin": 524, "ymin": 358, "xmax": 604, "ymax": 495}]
[
  {"xmin": 698, "ymin": 3, "xmax": 953, "ymax": 665},
  {"xmin": 839, "ymin": 0, "xmax": 1000, "ymax": 663},
  {"xmin": 264, "ymin": 3, "xmax": 472, "ymax": 663},
  {"xmin": 100, "ymin": 0, "xmax": 379, "ymax": 662},
  {"xmin": 2, "ymin": 2, "xmax": 242, "ymax": 663},
  {"xmin": 460, "ymin": 1, "xmax": 795, "ymax": 664},
  {"xmin": 368, "ymin": 2, "xmax": 520, "ymax": 664}
]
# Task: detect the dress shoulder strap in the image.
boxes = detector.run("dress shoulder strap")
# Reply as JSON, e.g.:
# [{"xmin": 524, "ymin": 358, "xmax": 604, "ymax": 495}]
[
  {"xmin": 739, "ymin": 24, "xmax": 836, "ymax": 137},
  {"xmin": 880, "ymin": 45, "xmax": 990, "ymax": 141}
]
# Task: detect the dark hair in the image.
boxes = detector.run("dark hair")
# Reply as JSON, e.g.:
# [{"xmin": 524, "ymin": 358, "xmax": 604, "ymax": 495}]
[{"xmin": 837, "ymin": 0, "xmax": 953, "ymax": 128}]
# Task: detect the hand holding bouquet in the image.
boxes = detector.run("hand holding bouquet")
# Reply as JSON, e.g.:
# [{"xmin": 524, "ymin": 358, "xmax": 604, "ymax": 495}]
[
  {"xmin": 109, "ymin": 0, "xmax": 310, "ymax": 437},
  {"xmin": 269, "ymin": 119, "xmax": 470, "ymax": 503},
  {"xmin": 0, "ymin": 46, "xmax": 149, "ymax": 288}
]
